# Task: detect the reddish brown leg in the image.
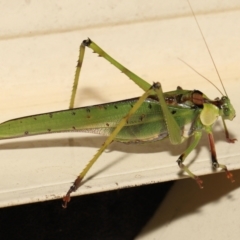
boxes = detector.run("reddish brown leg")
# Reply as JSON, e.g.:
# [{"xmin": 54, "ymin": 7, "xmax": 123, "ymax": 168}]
[{"xmin": 208, "ymin": 132, "xmax": 234, "ymax": 182}]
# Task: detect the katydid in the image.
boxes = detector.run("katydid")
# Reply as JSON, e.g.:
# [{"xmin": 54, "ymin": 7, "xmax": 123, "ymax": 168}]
[
  {"xmin": 0, "ymin": 6, "xmax": 236, "ymax": 208},
  {"xmin": 0, "ymin": 38, "xmax": 236, "ymax": 208}
]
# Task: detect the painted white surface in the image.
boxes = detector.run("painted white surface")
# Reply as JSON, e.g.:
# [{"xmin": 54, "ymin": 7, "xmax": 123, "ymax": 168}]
[{"xmin": 0, "ymin": 0, "xmax": 239, "ymax": 207}]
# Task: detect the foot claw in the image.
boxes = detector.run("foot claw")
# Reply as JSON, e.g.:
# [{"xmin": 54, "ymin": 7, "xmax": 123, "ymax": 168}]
[
  {"xmin": 61, "ymin": 178, "xmax": 81, "ymax": 208},
  {"xmin": 227, "ymin": 138, "xmax": 237, "ymax": 143},
  {"xmin": 195, "ymin": 176, "xmax": 204, "ymax": 189},
  {"xmin": 226, "ymin": 170, "xmax": 235, "ymax": 183},
  {"xmin": 62, "ymin": 195, "xmax": 71, "ymax": 209}
]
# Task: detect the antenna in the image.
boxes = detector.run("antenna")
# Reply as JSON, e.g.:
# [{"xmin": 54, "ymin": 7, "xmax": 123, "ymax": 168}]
[
  {"xmin": 187, "ymin": 0, "xmax": 228, "ymax": 96},
  {"xmin": 178, "ymin": 58, "xmax": 224, "ymax": 95}
]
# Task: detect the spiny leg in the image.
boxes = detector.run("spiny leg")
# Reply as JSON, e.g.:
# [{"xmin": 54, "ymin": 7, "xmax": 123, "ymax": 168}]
[
  {"xmin": 85, "ymin": 38, "xmax": 183, "ymax": 145},
  {"xmin": 69, "ymin": 42, "xmax": 86, "ymax": 109},
  {"xmin": 177, "ymin": 131, "xmax": 204, "ymax": 188},
  {"xmin": 62, "ymin": 83, "xmax": 159, "ymax": 208},
  {"xmin": 69, "ymin": 38, "xmax": 152, "ymax": 109},
  {"xmin": 208, "ymin": 132, "xmax": 234, "ymax": 182},
  {"xmin": 81, "ymin": 38, "xmax": 151, "ymax": 92}
]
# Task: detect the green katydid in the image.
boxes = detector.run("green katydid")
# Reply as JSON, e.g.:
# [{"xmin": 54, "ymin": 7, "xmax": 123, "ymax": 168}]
[{"xmin": 0, "ymin": 4, "xmax": 236, "ymax": 208}]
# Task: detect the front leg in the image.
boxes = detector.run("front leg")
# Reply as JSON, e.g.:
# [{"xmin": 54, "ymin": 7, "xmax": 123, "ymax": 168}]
[
  {"xmin": 222, "ymin": 118, "xmax": 237, "ymax": 143},
  {"xmin": 208, "ymin": 132, "xmax": 235, "ymax": 182},
  {"xmin": 176, "ymin": 131, "xmax": 203, "ymax": 188},
  {"xmin": 69, "ymin": 38, "xmax": 152, "ymax": 109}
]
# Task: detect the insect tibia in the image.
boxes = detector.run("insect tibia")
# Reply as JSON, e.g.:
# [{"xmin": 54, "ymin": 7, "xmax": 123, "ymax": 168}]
[
  {"xmin": 208, "ymin": 133, "xmax": 235, "ymax": 182},
  {"xmin": 76, "ymin": 60, "xmax": 82, "ymax": 68}
]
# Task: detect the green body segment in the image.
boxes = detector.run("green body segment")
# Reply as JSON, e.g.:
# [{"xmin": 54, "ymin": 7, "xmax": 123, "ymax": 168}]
[{"xmin": 0, "ymin": 93, "xmax": 201, "ymax": 143}]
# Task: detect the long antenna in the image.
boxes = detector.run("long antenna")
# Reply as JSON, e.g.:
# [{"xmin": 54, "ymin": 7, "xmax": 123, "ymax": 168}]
[
  {"xmin": 178, "ymin": 58, "xmax": 224, "ymax": 95},
  {"xmin": 187, "ymin": 0, "xmax": 228, "ymax": 96}
]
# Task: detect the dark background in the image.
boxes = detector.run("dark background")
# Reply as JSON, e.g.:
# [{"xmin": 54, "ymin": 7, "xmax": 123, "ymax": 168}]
[{"xmin": 0, "ymin": 181, "xmax": 173, "ymax": 240}]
